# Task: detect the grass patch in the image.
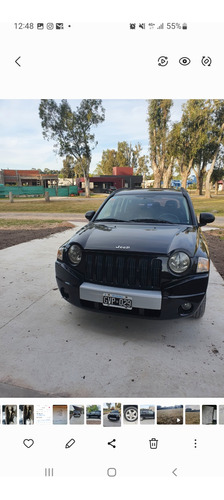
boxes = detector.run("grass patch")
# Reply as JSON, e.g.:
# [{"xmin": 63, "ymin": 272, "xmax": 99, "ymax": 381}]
[
  {"xmin": 189, "ymin": 193, "xmax": 224, "ymax": 216},
  {"xmin": 0, "ymin": 198, "xmax": 103, "ymax": 213},
  {"xmin": 0, "ymin": 219, "xmax": 69, "ymax": 229},
  {"xmin": 0, "ymin": 192, "xmax": 224, "ymax": 216}
]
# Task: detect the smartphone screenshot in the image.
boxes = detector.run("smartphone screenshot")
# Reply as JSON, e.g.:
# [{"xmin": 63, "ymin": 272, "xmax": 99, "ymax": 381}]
[{"xmin": 0, "ymin": 2, "xmax": 224, "ymax": 494}]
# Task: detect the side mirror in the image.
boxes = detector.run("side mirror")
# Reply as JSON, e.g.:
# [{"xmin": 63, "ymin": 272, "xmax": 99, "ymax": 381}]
[
  {"xmin": 85, "ymin": 210, "xmax": 96, "ymax": 221},
  {"xmin": 199, "ymin": 212, "xmax": 215, "ymax": 226}
]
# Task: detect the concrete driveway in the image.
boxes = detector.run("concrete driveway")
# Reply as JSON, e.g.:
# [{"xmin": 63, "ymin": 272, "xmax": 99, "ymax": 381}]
[{"xmin": 1, "ymin": 223, "xmax": 224, "ymax": 398}]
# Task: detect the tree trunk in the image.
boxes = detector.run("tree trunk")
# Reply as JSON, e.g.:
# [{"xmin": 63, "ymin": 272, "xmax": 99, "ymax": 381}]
[
  {"xmin": 82, "ymin": 159, "xmax": 91, "ymax": 197},
  {"xmin": 84, "ymin": 175, "xmax": 90, "ymax": 197},
  {"xmin": 194, "ymin": 163, "xmax": 205, "ymax": 195},
  {"xmin": 152, "ymin": 161, "xmax": 162, "ymax": 188},
  {"xmin": 205, "ymin": 123, "xmax": 224, "ymax": 199},
  {"xmin": 205, "ymin": 149, "xmax": 219, "ymax": 198},
  {"xmin": 153, "ymin": 174, "xmax": 161, "ymax": 188},
  {"xmin": 163, "ymin": 158, "xmax": 174, "ymax": 188},
  {"xmin": 198, "ymin": 174, "xmax": 204, "ymax": 195},
  {"xmin": 195, "ymin": 169, "xmax": 205, "ymax": 195},
  {"xmin": 181, "ymin": 158, "xmax": 194, "ymax": 190},
  {"xmin": 181, "ymin": 171, "xmax": 189, "ymax": 189}
]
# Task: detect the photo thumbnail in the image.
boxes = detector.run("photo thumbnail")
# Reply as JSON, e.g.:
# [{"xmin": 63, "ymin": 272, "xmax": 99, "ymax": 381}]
[
  {"xmin": 185, "ymin": 405, "xmax": 200, "ymax": 425},
  {"xmin": 86, "ymin": 405, "xmax": 101, "ymax": 424},
  {"xmin": 157, "ymin": 405, "xmax": 183, "ymax": 425},
  {"xmin": 2, "ymin": 405, "xmax": 17, "ymax": 425},
  {"xmin": 103, "ymin": 403, "xmax": 121, "ymax": 427},
  {"xmin": 69, "ymin": 405, "xmax": 84, "ymax": 425}
]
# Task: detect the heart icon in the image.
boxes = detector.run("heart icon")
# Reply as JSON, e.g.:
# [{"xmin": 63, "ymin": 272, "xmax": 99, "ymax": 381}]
[{"xmin": 23, "ymin": 439, "xmax": 34, "ymax": 448}]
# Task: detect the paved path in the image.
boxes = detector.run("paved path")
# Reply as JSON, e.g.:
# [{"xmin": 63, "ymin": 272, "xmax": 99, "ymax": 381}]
[{"xmin": 1, "ymin": 223, "xmax": 224, "ymax": 398}]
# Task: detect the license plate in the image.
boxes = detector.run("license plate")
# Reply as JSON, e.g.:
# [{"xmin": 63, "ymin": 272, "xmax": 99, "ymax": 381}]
[{"xmin": 103, "ymin": 293, "xmax": 132, "ymax": 310}]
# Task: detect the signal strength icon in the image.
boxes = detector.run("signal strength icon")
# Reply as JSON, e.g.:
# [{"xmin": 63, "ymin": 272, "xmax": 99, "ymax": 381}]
[{"xmin": 157, "ymin": 23, "xmax": 164, "ymax": 29}]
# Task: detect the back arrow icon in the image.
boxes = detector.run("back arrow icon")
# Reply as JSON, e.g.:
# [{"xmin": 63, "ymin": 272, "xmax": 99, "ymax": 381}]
[
  {"xmin": 172, "ymin": 468, "xmax": 177, "ymax": 476},
  {"xmin": 15, "ymin": 57, "xmax": 21, "ymax": 67}
]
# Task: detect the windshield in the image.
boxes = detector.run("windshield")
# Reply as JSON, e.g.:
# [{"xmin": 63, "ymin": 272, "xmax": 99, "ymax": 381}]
[{"xmin": 95, "ymin": 193, "xmax": 192, "ymax": 225}]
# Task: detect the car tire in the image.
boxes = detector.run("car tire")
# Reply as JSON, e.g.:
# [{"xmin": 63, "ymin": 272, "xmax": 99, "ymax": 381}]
[
  {"xmin": 124, "ymin": 406, "xmax": 138, "ymax": 422},
  {"xmin": 192, "ymin": 295, "xmax": 206, "ymax": 319}
]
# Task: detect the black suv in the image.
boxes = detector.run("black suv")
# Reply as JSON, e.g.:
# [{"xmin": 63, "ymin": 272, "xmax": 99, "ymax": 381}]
[
  {"xmin": 107, "ymin": 410, "xmax": 120, "ymax": 421},
  {"xmin": 56, "ymin": 188, "xmax": 215, "ymax": 320},
  {"xmin": 72, "ymin": 410, "xmax": 81, "ymax": 417},
  {"xmin": 87, "ymin": 411, "xmax": 101, "ymax": 419},
  {"xmin": 140, "ymin": 409, "xmax": 155, "ymax": 420}
]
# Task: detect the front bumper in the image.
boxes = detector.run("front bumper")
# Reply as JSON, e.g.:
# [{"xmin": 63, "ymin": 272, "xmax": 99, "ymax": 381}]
[{"xmin": 55, "ymin": 261, "xmax": 209, "ymax": 319}]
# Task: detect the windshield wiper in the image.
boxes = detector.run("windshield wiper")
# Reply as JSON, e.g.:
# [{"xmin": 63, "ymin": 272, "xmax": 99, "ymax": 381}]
[
  {"xmin": 95, "ymin": 218, "xmax": 126, "ymax": 222},
  {"xmin": 128, "ymin": 218, "xmax": 174, "ymax": 224}
]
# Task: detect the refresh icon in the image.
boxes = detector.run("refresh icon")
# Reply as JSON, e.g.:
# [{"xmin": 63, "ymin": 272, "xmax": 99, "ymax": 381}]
[
  {"xmin": 201, "ymin": 56, "xmax": 212, "ymax": 66},
  {"xmin": 158, "ymin": 56, "xmax": 168, "ymax": 67}
]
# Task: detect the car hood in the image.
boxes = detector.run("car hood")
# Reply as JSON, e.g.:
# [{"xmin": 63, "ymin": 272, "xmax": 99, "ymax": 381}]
[{"xmin": 71, "ymin": 222, "xmax": 199, "ymax": 256}]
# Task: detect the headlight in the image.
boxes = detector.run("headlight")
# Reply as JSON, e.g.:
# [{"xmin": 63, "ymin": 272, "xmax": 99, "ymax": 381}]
[
  {"xmin": 196, "ymin": 257, "xmax": 209, "ymax": 273},
  {"xmin": 168, "ymin": 251, "xmax": 190, "ymax": 274},
  {"xmin": 68, "ymin": 244, "xmax": 82, "ymax": 265},
  {"xmin": 57, "ymin": 247, "xmax": 64, "ymax": 261}
]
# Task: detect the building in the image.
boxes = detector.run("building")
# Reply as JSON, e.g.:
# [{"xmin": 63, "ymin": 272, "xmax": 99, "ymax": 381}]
[
  {"xmin": 77, "ymin": 166, "xmax": 142, "ymax": 193},
  {"xmin": 0, "ymin": 169, "xmax": 58, "ymax": 188}
]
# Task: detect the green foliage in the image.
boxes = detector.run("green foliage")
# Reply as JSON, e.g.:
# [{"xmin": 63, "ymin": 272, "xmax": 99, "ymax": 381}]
[
  {"xmin": 61, "ymin": 155, "xmax": 76, "ymax": 178},
  {"xmin": 211, "ymin": 164, "xmax": 224, "ymax": 183},
  {"xmin": 39, "ymin": 99, "xmax": 105, "ymax": 196},
  {"xmin": 0, "ymin": 219, "xmax": 62, "ymax": 228},
  {"xmin": 39, "ymin": 99, "xmax": 105, "ymax": 160},
  {"xmin": 147, "ymin": 99, "xmax": 173, "ymax": 187},
  {"xmin": 87, "ymin": 405, "xmax": 100, "ymax": 412},
  {"xmin": 94, "ymin": 149, "xmax": 117, "ymax": 175},
  {"xmin": 95, "ymin": 141, "xmax": 150, "ymax": 177},
  {"xmin": 38, "ymin": 168, "xmax": 59, "ymax": 175}
]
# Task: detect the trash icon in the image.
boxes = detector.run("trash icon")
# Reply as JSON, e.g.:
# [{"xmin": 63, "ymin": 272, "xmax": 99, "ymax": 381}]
[{"xmin": 149, "ymin": 438, "xmax": 158, "ymax": 449}]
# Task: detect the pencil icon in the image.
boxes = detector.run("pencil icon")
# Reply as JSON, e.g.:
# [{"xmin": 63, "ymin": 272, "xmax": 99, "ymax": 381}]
[{"xmin": 65, "ymin": 438, "xmax": 75, "ymax": 449}]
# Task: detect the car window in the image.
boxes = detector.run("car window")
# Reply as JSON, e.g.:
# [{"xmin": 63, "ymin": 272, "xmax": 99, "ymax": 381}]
[{"xmin": 96, "ymin": 194, "xmax": 192, "ymax": 224}]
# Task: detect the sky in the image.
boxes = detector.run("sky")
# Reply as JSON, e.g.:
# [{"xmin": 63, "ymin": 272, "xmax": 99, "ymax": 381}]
[{"xmin": 0, "ymin": 99, "xmax": 185, "ymax": 174}]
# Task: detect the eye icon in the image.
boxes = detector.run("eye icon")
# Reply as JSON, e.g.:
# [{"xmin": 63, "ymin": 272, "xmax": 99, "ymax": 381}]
[{"xmin": 179, "ymin": 57, "xmax": 191, "ymax": 66}]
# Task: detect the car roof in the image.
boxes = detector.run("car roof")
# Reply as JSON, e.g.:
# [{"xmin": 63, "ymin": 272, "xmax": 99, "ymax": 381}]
[{"xmin": 114, "ymin": 188, "xmax": 184, "ymax": 196}]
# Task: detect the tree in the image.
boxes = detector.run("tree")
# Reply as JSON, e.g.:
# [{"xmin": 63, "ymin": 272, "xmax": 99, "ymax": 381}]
[
  {"xmin": 147, "ymin": 99, "xmax": 173, "ymax": 188},
  {"xmin": 61, "ymin": 155, "xmax": 76, "ymax": 179},
  {"xmin": 94, "ymin": 149, "xmax": 117, "ymax": 175},
  {"xmin": 204, "ymin": 100, "xmax": 224, "ymax": 198},
  {"xmin": 211, "ymin": 154, "xmax": 224, "ymax": 195},
  {"xmin": 94, "ymin": 141, "xmax": 149, "ymax": 177},
  {"xmin": 135, "ymin": 154, "xmax": 150, "ymax": 185},
  {"xmin": 193, "ymin": 142, "xmax": 216, "ymax": 195},
  {"xmin": 39, "ymin": 99, "xmax": 105, "ymax": 197},
  {"xmin": 162, "ymin": 122, "xmax": 181, "ymax": 188},
  {"xmin": 116, "ymin": 141, "xmax": 133, "ymax": 167},
  {"xmin": 38, "ymin": 168, "xmax": 59, "ymax": 174},
  {"xmin": 175, "ymin": 100, "xmax": 211, "ymax": 189}
]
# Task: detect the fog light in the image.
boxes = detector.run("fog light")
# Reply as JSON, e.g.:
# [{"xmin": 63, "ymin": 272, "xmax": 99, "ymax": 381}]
[{"xmin": 181, "ymin": 302, "xmax": 192, "ymax": 311}]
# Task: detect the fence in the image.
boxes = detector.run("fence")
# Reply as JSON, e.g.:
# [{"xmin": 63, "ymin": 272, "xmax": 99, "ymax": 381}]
[{"xmin": 0, "ymin": 185, "xmax": 78, "ymax": 198}]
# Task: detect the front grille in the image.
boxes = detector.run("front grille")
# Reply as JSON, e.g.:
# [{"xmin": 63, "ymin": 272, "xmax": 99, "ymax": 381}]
[{"xmin": 84, "ymin": 252, "xmax": 162, "ymax": 289}]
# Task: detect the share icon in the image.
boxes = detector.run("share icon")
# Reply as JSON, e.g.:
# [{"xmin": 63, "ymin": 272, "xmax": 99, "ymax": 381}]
[{"xmin": 108, "ymin": 439, "xmax": 116, "ymax": 448}]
